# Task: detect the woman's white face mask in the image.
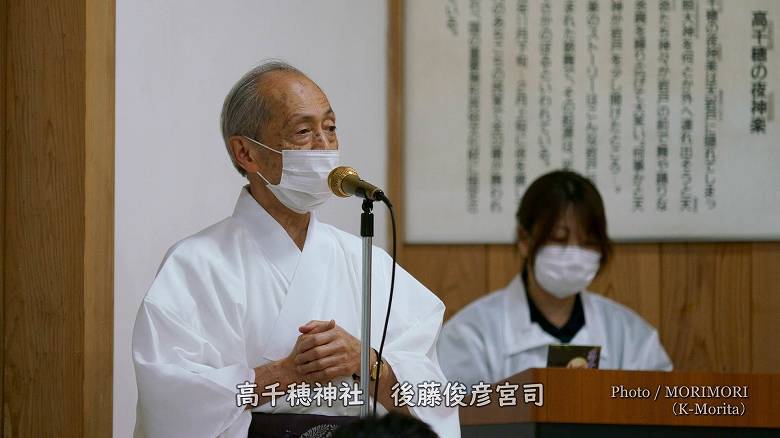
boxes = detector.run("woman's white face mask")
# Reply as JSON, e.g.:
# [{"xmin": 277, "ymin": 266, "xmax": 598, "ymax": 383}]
[
  {"xmin": 533, "ymin": 245, "xmax": 601, "ymax": 298},
  {"xmin": 245, "ymin": 136, "xmax": 339, "ymax": 214}
]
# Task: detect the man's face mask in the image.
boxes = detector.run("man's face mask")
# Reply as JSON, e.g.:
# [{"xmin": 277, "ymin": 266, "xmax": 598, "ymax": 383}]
[
  {"xmin": 245, "ymin": 136, "xmax": 340, "ymax": 214},
  {"xmin": 533, "ymin": 244, "xmax": 601, "ymax": 298}
]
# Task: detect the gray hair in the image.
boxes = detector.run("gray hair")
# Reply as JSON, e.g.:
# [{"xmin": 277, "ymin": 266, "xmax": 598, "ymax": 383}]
[{"xmin": 220, "ymin": 60, "xmax": 304, "ymax": 176}]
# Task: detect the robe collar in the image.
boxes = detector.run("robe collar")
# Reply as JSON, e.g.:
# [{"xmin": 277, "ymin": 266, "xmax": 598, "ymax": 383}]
[
  {"xmin": 231, "ymin": 185, "xmax": 313, "ymax": 283},
  {"xmin": 502, "ymin": 274, "xmax": 610, "ymax": 361}
]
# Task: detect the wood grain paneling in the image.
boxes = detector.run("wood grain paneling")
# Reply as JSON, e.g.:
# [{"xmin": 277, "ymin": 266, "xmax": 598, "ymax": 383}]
[
  {"xmin": 387, "ymin": 0, "xmax": 406, "ymax": 262},
  {"xmin": 3, "ymin": 1, "xmax": 114, "ymax": 436},
  {"xmin": 5, "ymin": 1, "xmax": 86, "ymax": 435},
  {"xmin": 1, "ymin": 0, "xmax": 7, "ymax": 432},
  {"xmin": 84, "ymin": 0, "xmax": 115, "ymax": 435},
  {"xmin": 751, "ymin": 242, "xmax": 780, "ymax": 373},
  {"xmin": 402, "ymin": 245, "xmax": 487, "ymax": 320},
  {"xmin": 590, "ymin": 243, "xmax": 661, "ymax": 328},
  {"xmin": 660, "ymin": 243, "xmax": 752, "ymax": 373},
  {"xmin": 461, "ymin": 368, "xmax": 780, "ymax": 428},
  {"xmin": 486, "ymin": 245, "xmax": 521, "ymax": 292}
]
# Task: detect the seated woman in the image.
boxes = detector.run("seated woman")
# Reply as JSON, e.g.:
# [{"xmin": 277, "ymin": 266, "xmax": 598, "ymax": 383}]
[{"xmin": 437, "ymin": 170, "xmax": 672, "ymax": 388}]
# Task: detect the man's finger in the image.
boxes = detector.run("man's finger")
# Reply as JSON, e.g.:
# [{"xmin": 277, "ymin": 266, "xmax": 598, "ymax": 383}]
[
  {"xmin": 296, "ymin": 353, "xmax": 345, "ymax": 375},
  {"xmin": 295, "ymin": 342, "xmax": 340, "ymax": 365},
  {"xmin": 298, "ymin": 319, "xmax": 327, "ymax": 333},
  {"xmin": 295, "ymin": 330, "xmax": 338, "ymax": 356},
  {"xmin": 299, "ymin": 319, "xmax": 335, "ymax": 334},
  {"xmin": 306, "ymin": 364, "xmax": 353, "ymax": 383}
]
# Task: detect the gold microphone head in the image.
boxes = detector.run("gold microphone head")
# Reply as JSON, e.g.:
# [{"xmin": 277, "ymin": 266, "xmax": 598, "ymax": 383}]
[{"xmin": 328, "ymin": 166, "xmax": 359, "ymax": 197}]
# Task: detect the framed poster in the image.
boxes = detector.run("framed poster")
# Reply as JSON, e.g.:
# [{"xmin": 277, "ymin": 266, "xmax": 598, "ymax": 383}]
[{"xmin": 404, "ymin": 0, "xmax": 779, "ymax": 242}]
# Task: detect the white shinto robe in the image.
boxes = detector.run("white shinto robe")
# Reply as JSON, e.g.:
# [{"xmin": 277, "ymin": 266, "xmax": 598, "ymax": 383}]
[{"xmin": 132, "ymin": 187, "xmax": 460, "ymax": 438}]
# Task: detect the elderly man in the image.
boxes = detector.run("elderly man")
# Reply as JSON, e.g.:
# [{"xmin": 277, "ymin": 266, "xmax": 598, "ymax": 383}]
[{"xmin": 132, "ymin": 61, "xmax": 459, "ymax": 438}]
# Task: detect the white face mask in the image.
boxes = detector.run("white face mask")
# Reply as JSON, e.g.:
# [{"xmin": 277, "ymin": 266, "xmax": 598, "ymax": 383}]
[
  {"xmin": 245, "ymin": 137, "xmax": 339, "ymax": 214},
  {"xmin": 533, "ymin": 245, "xmax": 601, "ymax": 299}
]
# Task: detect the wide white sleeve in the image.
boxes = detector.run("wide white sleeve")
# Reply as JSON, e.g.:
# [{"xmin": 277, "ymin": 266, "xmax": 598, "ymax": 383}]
[
  {"xmin": 132, "ymin": 249, "xmax": 254, "ymax": 438},
  {"xmin": 631, "ymin": 328, "xmax": 674, "ymax": 371},
  {"xmin": 620, "ymin": 312, "xmax": 674, "ymax": 372},
  {"xmin": 437, "ymin": 313, "xmax": 493, "ymax": 389},
  {"xmin": 375, "ymin": 258, "xmax": 461, "ymax": 438}
]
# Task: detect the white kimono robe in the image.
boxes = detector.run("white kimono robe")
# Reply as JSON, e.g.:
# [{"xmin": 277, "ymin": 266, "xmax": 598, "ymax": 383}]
[
  {"xmin": 132, "ymin": 187, "xmax": 460, "ymax": 438},
  {"xmin": 437, "ymin": 275, "xmax": 673, "ymax": 389}
]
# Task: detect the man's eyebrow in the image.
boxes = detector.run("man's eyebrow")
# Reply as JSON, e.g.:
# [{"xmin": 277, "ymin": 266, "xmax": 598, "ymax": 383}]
[{"xmin": 283, "ymin": 108, "xmax": 336, "ymax": 127}]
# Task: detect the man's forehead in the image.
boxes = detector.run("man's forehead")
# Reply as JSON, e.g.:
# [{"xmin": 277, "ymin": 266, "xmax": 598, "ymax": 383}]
[{"xmin": 258, "ymin": 71, "xmax": 330, "ymax": 111}]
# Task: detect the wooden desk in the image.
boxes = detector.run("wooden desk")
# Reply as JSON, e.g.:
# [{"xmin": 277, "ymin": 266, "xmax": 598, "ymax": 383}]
[{"xmin": 460, "ymin": 368, "xmax": 780, "ymax": 437}]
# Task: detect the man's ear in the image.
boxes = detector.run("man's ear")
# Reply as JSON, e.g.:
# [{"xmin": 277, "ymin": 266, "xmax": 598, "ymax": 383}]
[
  {"xmin": 229, "ymin": 136, "xmax": 260, "ymax": 174},
  {"xmin": 516, "ymin": 226, "xmax": 530, "ymax": 259}
]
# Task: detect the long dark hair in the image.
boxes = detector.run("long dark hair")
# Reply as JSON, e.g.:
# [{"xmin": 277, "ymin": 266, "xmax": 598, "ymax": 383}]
[{"xmin": 516, "ymin": 170, "xmax": 612, "ymax": 269}]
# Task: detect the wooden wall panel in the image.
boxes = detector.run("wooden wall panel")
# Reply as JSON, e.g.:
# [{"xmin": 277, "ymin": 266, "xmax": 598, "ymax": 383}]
[
  {"xmin": 660, "ymin": 243, "xmax": 752, "ymax": 373},
  {"xmin": 402, "ymin": 245, "xmax": 486, "ymax": 320},
  {"xmin": 3, "ymin": 1, "xmax": 114, "ymax": 436},
  {"xmin": 84, "ymin": 0, "xmax": 115, "ymax": 435},
  {"xmin": 486, "ymin": 245, "xmax": 521, "ymax": 292},
  {"xmin": 590, "ymin": 244, "xmax": 661, "ymax": 328},
  {"xmin": 751, "ymin": 242, "xmax": 780, "ymax": 373},
  {"xmin": 387, "ymin": 0, "xmax": 406, "ymax": 262},
  {"xmin": 0, "ymin": 0, "xmax": 7, "ymax": 431},
  {"xmin": 5, "ymin": 1, "xmax": 86, "ymax": 435}
]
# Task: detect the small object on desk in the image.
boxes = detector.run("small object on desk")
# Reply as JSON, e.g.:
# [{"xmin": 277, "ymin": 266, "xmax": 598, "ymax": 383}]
[{"xmin": 547, "ymin": 344, "xmax": 601, "ymax": 369}]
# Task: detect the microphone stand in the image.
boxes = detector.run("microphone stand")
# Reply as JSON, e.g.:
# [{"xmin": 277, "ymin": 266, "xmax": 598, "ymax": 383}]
[{"xmin": 359, "ymin": 199, "xmax": 373, "ymax": 418}]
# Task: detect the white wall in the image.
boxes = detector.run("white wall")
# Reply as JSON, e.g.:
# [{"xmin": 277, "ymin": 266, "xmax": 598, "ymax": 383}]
[{"xmin": 115, "ymin": 1, "xmax": 388, "ymax": 436}]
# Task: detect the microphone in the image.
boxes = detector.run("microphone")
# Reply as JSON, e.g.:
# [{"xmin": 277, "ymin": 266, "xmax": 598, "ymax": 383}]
[{"xmin": 328, "ymin": 166, "xmax": 389, "ymax": 204}]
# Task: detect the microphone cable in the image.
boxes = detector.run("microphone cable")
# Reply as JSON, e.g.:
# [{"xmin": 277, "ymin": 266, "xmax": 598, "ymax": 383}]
[{"xmin": 372, "ymin": 198, "xmax": 396, "ymax": 417}]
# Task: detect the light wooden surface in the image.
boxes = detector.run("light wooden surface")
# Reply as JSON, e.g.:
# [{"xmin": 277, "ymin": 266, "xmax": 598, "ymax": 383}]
[
  {"xmin": 751, "ymin": 242, "xmax": 780, "ymax": 373},
  {"xmin": 403, "ymin": 245, "xmax": 487, "ymax": 321},
  {"xmin": 387, "ymin": 0, "xmax": 780, "ymax": 375},
  {"xmin": 5, "ymin": 1, "xmax": 86, "ymax": 435},
  {"xmin": 387, "ymin": 0, "xmax": 406, "ymax": 262},
  {"xmin": 591, "ymin": 243, "xmax": 661, "ymax": 328},
  {"xmin": 0, "ymin": 0, "xmax": 7, "ymax": 433},
  {"xmin": 2, "ymin": 0, "xmax": 114, "ymax": 436},
  {"xmin": 660, "ymin": 243, "xmax": 753, "ymax": 373},
  {"xmin": 84, "ymin": 0, "xmax": 115, "ymax": 435},
  {"xmin": 460, "ymin": 368, "xmax": 780, "ymax": 428}
]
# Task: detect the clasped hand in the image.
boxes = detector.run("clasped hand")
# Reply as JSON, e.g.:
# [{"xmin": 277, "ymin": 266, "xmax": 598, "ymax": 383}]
[{"xmin": 284, "ymin": 319, "xmax": 373, "ymax": 383}]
